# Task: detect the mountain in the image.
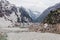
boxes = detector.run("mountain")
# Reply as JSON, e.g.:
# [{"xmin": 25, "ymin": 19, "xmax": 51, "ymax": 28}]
[
  {"xmin": 36, "ymin": 3, "xmax": 60, "ymax": 22},
  {"xmin": 43, "ymin": 8, "xmax": 60, "ymax": 24},
  {"xmin": 0, "ymin": 0, "xmax": 33, "ymax": 27},
  {"xmin": 32, "ymin": 11, "xmax": 41, "ymax": 19},
  {"xmin": 19, "ymin": 7, "xmax": 33, "ymax": 22},
  {"xmin": 28, "ymin": 10, "xmax": 41, "ymax": 20},
  {"xmin": 19, "ymin": 7, "xmax": 41, "ymax": 22},
  {"xmin": 28, "ymin": 9, "xmax": 36, "ymax": 20}
]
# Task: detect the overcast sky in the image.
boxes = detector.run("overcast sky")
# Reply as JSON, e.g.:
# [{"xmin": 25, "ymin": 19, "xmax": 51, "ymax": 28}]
[{"xmin": 7, "ymin": 0, "xmax": 60, "ymax": 14}]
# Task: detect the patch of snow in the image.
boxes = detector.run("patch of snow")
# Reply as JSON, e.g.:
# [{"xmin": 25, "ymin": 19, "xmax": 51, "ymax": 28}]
[{"xmin": 0, "ymin": 17, "xmax": 12, "ymax": 28}]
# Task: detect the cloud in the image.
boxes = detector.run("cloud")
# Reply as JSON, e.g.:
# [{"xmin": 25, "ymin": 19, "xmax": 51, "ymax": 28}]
[{"xmin": 7, "ymin": 0, "xmax": 60, "ymax": 13}]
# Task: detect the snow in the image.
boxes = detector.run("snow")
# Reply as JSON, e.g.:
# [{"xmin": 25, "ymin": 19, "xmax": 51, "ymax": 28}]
[
  {"xmin": 7, "ymin": 32, "xmax": 60, "ymax": 40},
  {"xmin": 44, "ymin": 23, "xmax": 48, "ymax": 28},
  {"xmin": 0, "ymin": 28, "xmax": 29, "ymax": 32},
  {"xmin": 0, "ymin": 17, "xmax": 12, "ymax": 28},
  {"xmin": 0, "ymin": 12, "xmax": 18, "ymax": 28},
  {"xmin": 7, "ymin": 12, "xmax": 17, "ymax": 24}
]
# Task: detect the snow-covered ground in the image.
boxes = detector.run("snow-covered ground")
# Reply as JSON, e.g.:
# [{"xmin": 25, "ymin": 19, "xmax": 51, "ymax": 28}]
[
  {"xmin": 0, "ymin": 26, "xmax": 60, "ymax": 40},
  {"xmin": 7, "ymin": 32, "xmax": 60, "ymax": 40},
  {"xmin": 0, "ymin": 28, "xmax": 29, "ymax": 32},
  {"xmin": 0, "ymin": 17, "xmax": 12, "ymax": 28}
]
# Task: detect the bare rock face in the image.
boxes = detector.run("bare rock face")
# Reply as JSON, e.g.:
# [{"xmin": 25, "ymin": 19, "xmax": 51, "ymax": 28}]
[{"xmin": 0, "ymin": 0, "xmax": 32, "ymax": 27}]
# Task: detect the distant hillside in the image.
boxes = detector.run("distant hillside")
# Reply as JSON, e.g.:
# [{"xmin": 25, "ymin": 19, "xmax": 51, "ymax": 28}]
[
  {"xmin": 36, "ymin": 3, "xmax": 60, "ymax": 22},
  {"xmin": 43, "ymin": 8, "xmax": 60, "ymax": 24}
]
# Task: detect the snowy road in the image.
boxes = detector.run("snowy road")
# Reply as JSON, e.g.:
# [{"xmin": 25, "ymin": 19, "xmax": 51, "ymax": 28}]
[
  {"xmin": 7, "ymin": 32, "xmax": 60, "ymax": 40},
  {"xmin": 0, "ymin": 27, "xmax": 60, "ymax": 40}
]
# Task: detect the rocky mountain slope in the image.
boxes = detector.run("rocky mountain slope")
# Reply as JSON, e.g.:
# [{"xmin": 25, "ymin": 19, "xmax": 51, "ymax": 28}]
[{"xmin": 0, "ymin": 0, "xmax": 33, "ymax": 27}]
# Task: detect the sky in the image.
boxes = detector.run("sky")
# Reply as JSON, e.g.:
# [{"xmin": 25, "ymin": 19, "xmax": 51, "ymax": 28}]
[{"xmin": 7, "ymin": 0, "xmax": 60, "ymax": 14}]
